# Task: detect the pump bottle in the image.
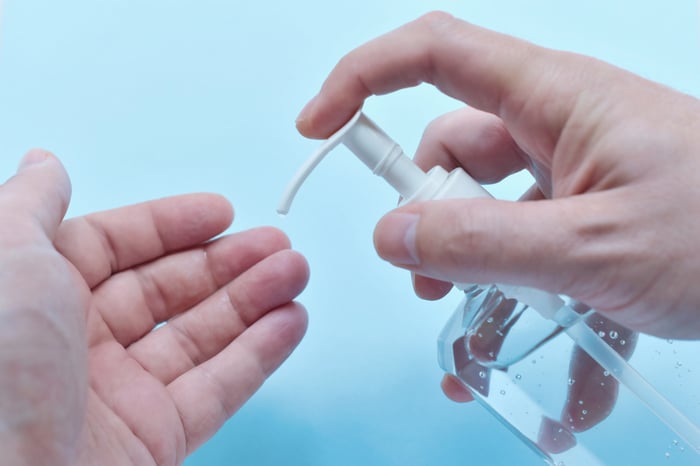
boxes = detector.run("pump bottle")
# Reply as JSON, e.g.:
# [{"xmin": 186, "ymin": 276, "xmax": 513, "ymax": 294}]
[{"xmin": 279, "ymin": 111, "xmax": 700, "ymax": 465}]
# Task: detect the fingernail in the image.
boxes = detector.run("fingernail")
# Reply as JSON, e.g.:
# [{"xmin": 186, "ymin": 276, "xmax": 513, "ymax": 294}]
[
  {"xmin": 295, "ymin": 95, "xmax": 318, "ymax": 126},
  {"xmin": 17, "ymin": 149, "xmax": 50, "ymax": 171},
  {"xmin": 376, "ymin": 212, "xmax": 420, "ymax": 265}
]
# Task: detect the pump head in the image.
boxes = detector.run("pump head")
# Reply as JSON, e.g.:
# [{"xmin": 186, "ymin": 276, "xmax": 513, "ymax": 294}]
[{"xmin": 277, "ymin": 111, "xmax": 428, "ymax": 215}]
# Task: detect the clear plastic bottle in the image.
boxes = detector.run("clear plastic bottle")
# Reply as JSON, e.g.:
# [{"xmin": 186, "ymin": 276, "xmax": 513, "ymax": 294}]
[{"xmin": 439, "ymin": 285, "xmax": 700, "ymax": 464}]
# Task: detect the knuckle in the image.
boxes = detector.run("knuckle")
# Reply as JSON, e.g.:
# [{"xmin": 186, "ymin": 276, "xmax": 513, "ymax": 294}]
[{"xmin": 416, "ymin": 10, "xmax": 457, "ymax": 31}]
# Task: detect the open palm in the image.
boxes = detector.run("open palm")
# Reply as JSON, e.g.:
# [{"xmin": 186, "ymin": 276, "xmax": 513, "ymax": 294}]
[{"xmin": 0, "ymin": 152, "xmax": 309, "ymax": 466}]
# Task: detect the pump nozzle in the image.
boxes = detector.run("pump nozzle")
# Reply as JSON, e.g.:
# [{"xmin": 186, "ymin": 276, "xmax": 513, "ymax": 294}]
[{"xmin": 278, "ymin": 111, "xmax": 428, "ymax": 215}]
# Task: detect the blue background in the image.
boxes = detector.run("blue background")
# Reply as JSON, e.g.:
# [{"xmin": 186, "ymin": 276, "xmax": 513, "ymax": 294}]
[{"xmin": 0, "ymin": 1, "xmax": 699, "ymax": 465}]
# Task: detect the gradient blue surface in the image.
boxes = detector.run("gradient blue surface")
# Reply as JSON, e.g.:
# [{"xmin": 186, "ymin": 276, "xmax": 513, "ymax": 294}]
[{"xmin": 0, "ymin": 1, "xmax": 699, "ymax": 465}]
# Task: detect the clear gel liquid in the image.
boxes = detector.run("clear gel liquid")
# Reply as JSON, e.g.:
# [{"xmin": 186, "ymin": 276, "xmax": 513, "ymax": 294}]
[{"xmin": 438, "ymin": 288, "xmax": 700, "ymax": 465}]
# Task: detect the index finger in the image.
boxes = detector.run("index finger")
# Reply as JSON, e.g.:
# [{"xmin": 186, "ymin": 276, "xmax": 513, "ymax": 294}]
[
  {"xmin": 297, "ymin": 12, "xmax": 591, "ymax": 151},
  {"xmin": 55, "ymin": 193, "xmax": 234, "ymax": 288}
]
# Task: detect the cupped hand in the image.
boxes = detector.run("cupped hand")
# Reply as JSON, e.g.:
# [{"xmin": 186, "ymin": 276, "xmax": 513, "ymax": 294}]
[
  {"xmin": 296, "ymin": 11, "xmax": 700, "ymax": 339},
  {"xmin": 0, "ymin": 151, "xmax": 309, "ymax": 466}
]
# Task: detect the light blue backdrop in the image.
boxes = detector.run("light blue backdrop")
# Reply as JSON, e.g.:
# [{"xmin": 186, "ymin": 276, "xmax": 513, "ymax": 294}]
[{"xmin": 0, "ymin": 1, "xmax": 698, "ymax": 465}]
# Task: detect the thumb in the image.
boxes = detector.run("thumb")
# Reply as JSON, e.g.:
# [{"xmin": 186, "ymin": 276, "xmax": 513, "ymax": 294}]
[
  {"xmin": 1, "ymin": 149, "xmax": 72, "ymax": 241},
  {"xmin": 373, "ymin": 196, "xmax": 595, "ymax": 297}
]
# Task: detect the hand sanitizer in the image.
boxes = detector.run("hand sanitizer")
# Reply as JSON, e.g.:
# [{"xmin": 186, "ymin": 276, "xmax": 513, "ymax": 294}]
[{"xmin": 279, "ymin": 111, "xmax": 700, "ymax": 465}]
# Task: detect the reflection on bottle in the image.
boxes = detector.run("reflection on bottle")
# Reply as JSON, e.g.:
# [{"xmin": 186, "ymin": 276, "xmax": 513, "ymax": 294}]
[
  {"xmin": 461, "ymin": 284, "xmax": 566, "ymax": 369},
  {"xmin": 437, "ymin": 287, "xmax": 642, "ymax": 465}
]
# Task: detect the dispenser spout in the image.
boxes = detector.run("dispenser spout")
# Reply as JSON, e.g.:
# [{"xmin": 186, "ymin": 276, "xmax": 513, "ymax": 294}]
[{"xmin": 277, "ymin": 111, "xmax": 427, "ymax": 215}]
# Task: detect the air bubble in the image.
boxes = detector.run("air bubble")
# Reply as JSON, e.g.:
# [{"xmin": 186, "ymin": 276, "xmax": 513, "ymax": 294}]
[
  {"xmin": 568, "ymin": 378, "xmax": 576, "ymax": 386},
  {"xmin": 478, "ymin": 370, "xmax": 486, "ymax": 379},
  {"xmin": 598, "ymin": 331, "xmax": 606, "ymax": 338},
  {"xmin": 609, "ymin": 330, "xmax": 619, "ymax": 340}
]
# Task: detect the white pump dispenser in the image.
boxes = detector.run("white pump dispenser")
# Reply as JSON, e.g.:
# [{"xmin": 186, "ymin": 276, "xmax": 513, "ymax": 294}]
[
  {"xmin": 278, "ymin": 111, "xmax": 489, "ymax": 215},
  {"xmin": 279, "ymin": 111, "xmax": 700, "ymax": 460}
]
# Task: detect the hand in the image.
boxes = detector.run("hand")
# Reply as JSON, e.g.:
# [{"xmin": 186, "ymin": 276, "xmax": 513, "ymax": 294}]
[
  {"xmin": 0, "ymin": 151, "xmax": 309, "ymax": 466},
  {"xmin": 295, "ymin": 11, "xmax": 700, "ymax": 340}
]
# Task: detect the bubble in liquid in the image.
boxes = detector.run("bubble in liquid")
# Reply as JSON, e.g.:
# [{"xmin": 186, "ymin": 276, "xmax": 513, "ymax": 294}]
[
  {"xmin": 609, "ymin": 330, "xmax": 619, "ymax": 340},
  {"xmin": 603, "ymin": 370, "xmax": 610, "ymax": 377},
  {"xmin": 582, "ymin": 409, "xmax": 588, "ymax": 415},
  {"xmin": 478, "ymin": 370, "xmax": 486, "ymax": 379},
  {"xmin": 667, "ymin": 339, "xmax": 674, "ymax": 344},
  {"xmin": 515, "ymin": 374, "xmax": 522, "ymax": 381},
  {"xmin": 486, "ymin": 317, "xmax": 494, "ymax": 324},
  {"xmin": 568, "ymin": 378, "xmax": 576, "ymax": 386},
  {"xmin": 620, "ymin": 339, "xmax": 626, "ymax": 346},
  {"xmin": 499, "ymin": 390, "xmax": 506, "ymax": 395},
  {"xmin": 598, "ymin": 331, "xmax": 606, "ymax": 338},
  {"xmin": 578, "ymin": 400, "xmax": 584, "ymax": 405},
  {"xmin": 676, "ymin": 361, "xmax": 683, "ymax": 368},
  {"xmin": 665, "ymin": 452, "xmax": 671, "ymax": 459}
]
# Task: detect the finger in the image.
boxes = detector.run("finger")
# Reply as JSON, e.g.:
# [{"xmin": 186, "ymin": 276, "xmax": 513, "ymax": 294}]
[
  {"xmin": 55, "ymin": 193, "xmax": 234, "ymax": 288},
  {"xmin": 412, "ymin": 273, "xmax": 453, "ymax": 300},
  {"xmin": 407, "ymin": 107, "xmax": 528, "ymax": 300},
  {"xmin": 0, "ymin": 150, "xmax": 71, "ymax": 245},
  {"xmin": 441, "ymin": 374, "xmax": 474, "ymax": 403},
  {"xmin": 373, "ymin": 193, "xmax": 629, "ymax": 300},
  {"xmin": 167, "ymin": 302, "xmax": 308, "ymax": 453},
  {"xmin": 561, "ymin": 349, "xmax": 619, "ymax": 433},
  {"xmin": 537, "ymin": 417, "xmax": 576, "ymax": 454},
  {"xmin": 87, "ymin": 227, "xmax": 297, "ymax": 347},
  {"xmin": 561, "ymin": 319, "xmax": 637, "ymax": 432},
  {"xmin": 127, "ymin": 248, "xmax": 309, "ymax": 384},
  {"xmin": 414, "ymin": 107, "xmax": 528, "ymax": 183},
  {"xmin": 519, "ymin": 183, "xmax": 546, "ymax": 201},
  {"xmin": 296, "ymin": 11, "xmax": 590, "ymax": 149}
]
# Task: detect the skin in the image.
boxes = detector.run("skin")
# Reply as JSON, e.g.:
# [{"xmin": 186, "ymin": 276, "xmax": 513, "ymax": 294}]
[
  {"xmin": 295, "ymin": 12, "xmax": 700, "ymax": 400},
  {"xmin": 0, "ymin": 150, "xmax": 309, "ymax": 465}
]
